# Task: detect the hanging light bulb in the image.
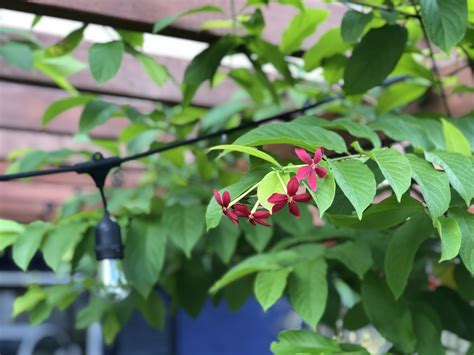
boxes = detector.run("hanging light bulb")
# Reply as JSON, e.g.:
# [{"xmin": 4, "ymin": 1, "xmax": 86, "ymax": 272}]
[{"xmin": 95, "ymin": 213, "xmax": 130, "ymax": 303}]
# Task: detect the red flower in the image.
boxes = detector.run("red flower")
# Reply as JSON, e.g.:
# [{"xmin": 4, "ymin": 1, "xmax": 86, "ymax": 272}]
[
  {"xmin": 295, "ymin": 147, "xmax": 327, "ymax": 191},
  {"xmin": 233, "ymin": 204, "xmax": 271, "ymax": 227},
  {"xmin": 267, "ymin": 177, "xmax": 311, "ymax": 217},
  {"xmin": 213, "ymin": 189, "xmax": 239, "ymax": 225}
]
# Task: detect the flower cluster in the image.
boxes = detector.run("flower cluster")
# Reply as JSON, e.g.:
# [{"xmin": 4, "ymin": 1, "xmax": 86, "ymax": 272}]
[{"xmin": 213, "ymin": 148, "xmax": 326, "ymax": 227}]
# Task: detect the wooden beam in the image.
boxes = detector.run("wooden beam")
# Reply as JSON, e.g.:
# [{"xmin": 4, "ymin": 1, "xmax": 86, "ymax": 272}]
[
  {"xmin": 0, "ymin": 33, "xmax": 238, "ymax": 107},
  {"xmin": 0, "ymin": 0, "xmax": 345, "ymax": 49}
]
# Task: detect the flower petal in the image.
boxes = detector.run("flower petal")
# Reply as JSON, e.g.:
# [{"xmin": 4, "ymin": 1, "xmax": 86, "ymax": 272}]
[
  {"xmin": 307, "ymin": 169, "xmax": 317, "ymax": 191},
  {"xmin": 293, "ymin": 193, "xmax": 312, "ymax": 202},
  {"xmin": 222, "ymin": 191, "xmax": 231, "ymax": 207},
  {"xmin": 295, "ymin": 148, "xmax": 312, "ymax": 164},
  {"xmin": 255, "ymin": 218, "xmax": 271, "ymax": 227},
  {"xmin": 213, "ymin": 189, "xmax": 223, "ymax": 206},
  {"xmin": 233, "ymin": 203, "xmax": 250, "ymax": 217},
  {"xmin": 254, "ymin": 211, "xmax": 271, "ymax": 219},
  {"xmin": 288, "ymin": 202, "xmax": 300, "ymax": 217},
  {"xmin": 287, "ymin": 177, "xmax": 300, "ymax": 196},
  {"xmin": 268, "ymin": 193, "xmax": 288, "ymax": 204},
  {"xmin": 226, "ymin": 210, "xmax": 239, "ymax": 225},
  {"xmin": 296, "ymin": 166, "xmax": 312, "ymax": 182},
  {"xmin": 315, "ymin": 165, "xmax": 327, "ymax": 178},
  {"xmin": 249, "ymin": 218, "xmax": 256, "ymax": 226},
  {"xmin": 313, "ymin": 147, "xmax": 323, "ymax": 163},
  {"xmin": 272, "ymin": 203, "xmax": 286, "ymax": 214}
]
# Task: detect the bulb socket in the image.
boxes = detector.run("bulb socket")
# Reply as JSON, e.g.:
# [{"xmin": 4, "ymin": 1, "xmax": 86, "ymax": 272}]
[{"xmin": 95, "ymin": 214, "xmax": 124, "ymax": 260}]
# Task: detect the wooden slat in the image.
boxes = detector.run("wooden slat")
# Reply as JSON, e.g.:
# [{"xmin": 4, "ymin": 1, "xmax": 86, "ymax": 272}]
[
  {"xmin": 0, "ymin": 33, "xmax": 238, "ymax": 107},
  {"xmin": 0, "ymin": 81, "xmax": 157, "ymax": 138},
  {"xmin": 0, "ymin": 0, "xmax": 345, "ymax": 49}
]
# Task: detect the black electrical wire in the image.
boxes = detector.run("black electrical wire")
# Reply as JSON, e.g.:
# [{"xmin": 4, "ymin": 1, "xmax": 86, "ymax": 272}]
[{"xmin": 0, "ymin": 76, "xmax": 408, "ymax": 182}]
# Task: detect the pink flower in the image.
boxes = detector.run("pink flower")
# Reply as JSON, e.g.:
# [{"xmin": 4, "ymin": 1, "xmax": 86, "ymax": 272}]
[
  {"xmin": 233, "ymin": 204, "xmax": 272, "ymax": 227},
  {"xmin": 267, "ymin": 177, "xmax": 311, "ymax": 217},
  {"xmin": 213, "ymin": 189, "xmax": 239, "ymax": 225},
  {"xmin": 294, "ymin": 147, "xmax": 327, "ymax": 191}
]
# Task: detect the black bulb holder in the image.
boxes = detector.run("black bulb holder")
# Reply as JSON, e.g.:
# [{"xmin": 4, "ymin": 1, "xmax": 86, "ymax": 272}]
[
  {"xmin": 79, "ymin": 153, "xmax": 125, "ymax": 261},
  {"xmin": 95, "ymin": 213, "xmax": 123, "ymax": 260}
]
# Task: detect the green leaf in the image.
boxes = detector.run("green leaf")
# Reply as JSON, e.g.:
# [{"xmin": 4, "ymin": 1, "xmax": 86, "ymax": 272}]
[
  {"xmin": 137, "ymin": 54, "xmax": 168, "ymax": 86},
  {"xmin": 75, "ymin": 296, "xmax": 109, "ymax": 329},
  {"xmin": 255, "ymin": 268, "xmax": 291, "ymax": 311},
  {"xmin": 210, "ymin": 144, "xmax": 281, "ymax": 167},
  {"xmin": 241, "ymin": 222, "xmax": 273, "ymax": 253},
  {"xmin": 361, "ymin": 273, "xmax": 416, "ymax": 352},
  {"xmin": 304, "ymin": 166, "xmax": 335, "ymax": 217},
  {"xmin": 88, "ymin": 40, "xmax": 124, "ymax": 83},
  {"xmin": 270, "ymin": 330, "xmax": 340, "ymax": 354},
  {"xmin": 425, "ymin": 150, "xmax": 474, "ymax": 206},
  {"xmin": 280, "ymin": 8, "xmax": 328, "ymax": 55},
  {"xmin": 12, "ymin": 287, "xmax": 45, "ymax": 318},
  {"xmin": 29, "ymin": 300, "xmax": 53, "ymax": 325},
  {"xmin": 201, "ymin": 101, "xmax": 246, "ymax": 131},
  {"xmin": 123, "ymin": 219, "xmax": 167, "ymax": 297},
  {"xmin": 442, "ymin": 118, "xmax": 472, "ymax": 157},
  {"xmin": 45, "ymin": 25, "xmax": 85, "ymax": 57},
  {"xmin": 257, "ymin": 171, "xmax": 290, "ymax": 211},
  {"xmin": 368, "ymin": 147, "xmax": 412, "ymax": 202},
  {"xmin": 12, "ymin": 221, "xmax": 51, "ymax": 271},
  {"xmin": 249, "ymin": 38, "xmax": 294, "ymax": 83},
  {"xmin": 453, "ymin": 116, "xmax": 474, "ymax": 151},
  {"xmin": 385, "ymin": 213, "xmax": 433, "ymax": 299},
  {"xmin": 407, "ymin": 154, "xmax": 451, "ymax": 219},
  {"xmin": 451, "ymin": 209, "xmax": 474, "ymax": 274},
  {"xmin": 33, "ymin": 53, "xmax": 82, "ymax": 95},
  {"xmin": 117, "ymin": 29, "xmax": 144, "ymax": 47},
  {"xmin": 233, "ymin": 122, "xmax": 347, "ymax": 153},
  {"xmin": 0, "ymin": 42, "xmax": 34, "ymax": 70},
  {"xmin": 208, "ymin": 217, "xmax": 240, "ymax": 264},
  {"xmin": 344, "ymin": 25, "xmax": 407, "ymax": 95},
  {"xmin": 42, "ymin": 95, "xmax": 94, "ymax": 126},
  {"xmin": 136, "ymin": 291, "xmax": 166, "ymax": 330},
  {"xmin": 340, "ymin": 10, "xmax": 373, "ymax": 43},
  {"xmin": 162, "ymin": 204, "xmax": 205, "ymax": 257},
  {"xmin": 328, "ymin": 159, "xmax": 376, "ymax": 219},
  {"xmin": 302, "ymin": 117, "xmax": 381, "ymax": 148},
  {"xmin": 182, "ymin": 36, "xmax": 238, "ymax": 106},
  {"xmin": 420, "ymin": 0, "xmax": 468, "ymax": 52},
  {"xmin": 41, "ymin": 222, "xmax": 88, "ymax": 272},
  {"xmin": 326, "ymin": 195, "xmax": 423, "ymax": 230},
  {"xmin": 79, "ymin": 100, "xmax": 119, "ymax": 134},
  {"xmin": 326, "ymin": 240, "xmax": 372, "ymax": 279},
  {"xmin": 371, "ymin": 115, "xmax": 443, "ymax": 151},
  {"xmin": 289, "ymin": 258, "xmax": 327, "ymax": 327},
  {"xmin": 0, "ymin": 219, "xmax": 24, "ymax": 234},
  {"xmin": 210, "ymin": 250, "xmax": 300, "ymax": 294},
  {"xmin": 304, "ymin": 28, "xmax": 350, "ymax": 71},
  {"xmin": 153, "ymin": 5, "xmax": 222, "ymax": 33},
  {"xmin": 376, "ymin": 82, "xmax": 428, "ymax": 114},
  {"xmin": 413, "ymin": 305, "xmax": 444, "ymax": 355},
  {"xmin": 436, "ymin": 216, "xmax": 462, "ymax": 261}
]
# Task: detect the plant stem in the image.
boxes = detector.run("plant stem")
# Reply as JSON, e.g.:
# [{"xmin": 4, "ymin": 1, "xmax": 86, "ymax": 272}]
[
  {"xmin": 251, "ymin": 200, "xmax": 260, "ymax": 213},
  {"xmin": 276, "ymin": 172, "xmax": 288, "ymax": 191},
  {"xmin": 409, "ymin": 0, "xmax": 452, "ymax": 117},
  {"xmin": 281, "ymin": 164, "xmax": 306, "ymax": 170},
  {"xmin": 229, "ymin": 182, "xmax": 259, "ymax": 207}
]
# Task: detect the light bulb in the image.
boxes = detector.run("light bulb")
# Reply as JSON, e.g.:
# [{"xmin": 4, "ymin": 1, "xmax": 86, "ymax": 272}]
[
  {"xmin": 94, "ymin": 213, "xmax": 129, "ymax": 303},
  {"xmin": 97, "ymin": 258, "xmax": 130, "ymax": 303}
]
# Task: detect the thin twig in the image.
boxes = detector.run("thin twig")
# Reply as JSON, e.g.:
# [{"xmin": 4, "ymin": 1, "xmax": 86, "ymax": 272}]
[{"xmin": 409, "ymin": 0, "xmax": 452, "ymax": 116}]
